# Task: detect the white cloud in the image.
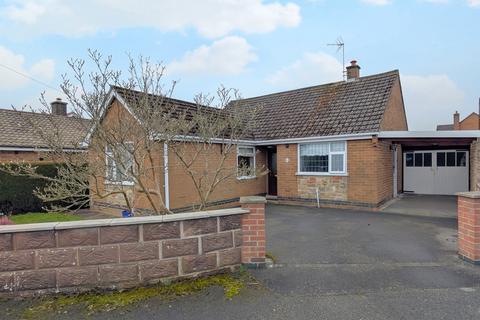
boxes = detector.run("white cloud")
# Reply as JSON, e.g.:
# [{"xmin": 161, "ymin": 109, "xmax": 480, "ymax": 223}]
[
  {"xmin": 0, "ymin": 46, "xmax": 55, "ymax": 90},
  {"xmin": 360, "ymin": 0, "xmax": 392, "ymax": 5},
  {"xmin": 467, "ymin": 0, "xmax": 480, "ymax": 7},
  {"xmin": 0, "ymin": 0, "xmax": 301, "ymax": 38},
  {"xmin": 168, "ymin": 36, "xmax": 257, "ymax": 76},
  {"xmin": 266, "ymin": 51, "xmax": 343, "ymax": 89},
  {"xmin": 401, "ymin": 74, "xmax": 465, "ymax": 130}
]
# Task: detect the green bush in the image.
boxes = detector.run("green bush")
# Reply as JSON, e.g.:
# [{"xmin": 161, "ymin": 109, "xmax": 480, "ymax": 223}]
[{"xmin": 0, "ymin": 164, "xmax": 59, "ymax": 214}]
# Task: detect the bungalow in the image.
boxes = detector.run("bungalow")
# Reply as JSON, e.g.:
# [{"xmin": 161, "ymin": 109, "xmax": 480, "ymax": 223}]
[{"xmin": 89, "ymin": 60, "xmax": 480, "ymax": 215}]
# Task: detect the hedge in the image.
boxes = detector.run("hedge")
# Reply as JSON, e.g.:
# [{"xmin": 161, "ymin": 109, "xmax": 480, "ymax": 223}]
[{"xmin": 0, "ymin": 164, "xmax": 60, "ymax": 214}]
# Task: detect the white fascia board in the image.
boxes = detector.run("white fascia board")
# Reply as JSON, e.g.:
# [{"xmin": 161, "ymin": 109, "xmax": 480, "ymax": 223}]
[
  {"xmin": 153, "ymin": 132, "xmax": 377, "ymax": 146},
  {"xmin": 378, "ymin": 131, "xmax": 480, "ymax": 139},
  {"xmin": 83, "ymin": 88, "xmax": 141, "ymax": 146},
  {"xmin": 253, "ymin": 132, "xmax": 378, "ymax": 145}
]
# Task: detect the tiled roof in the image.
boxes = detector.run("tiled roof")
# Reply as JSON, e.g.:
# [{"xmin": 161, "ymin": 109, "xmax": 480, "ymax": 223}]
[
  {"xmin": 0, "ymin": 109, "xmax": 91, "ymax": 149},
  {"xmin": 436, "ymin": 124, "xmax": 454, "ymax": 131},
  {"xmin": 230, "ymin": 70, "xmax": 400, "ymax": 140}
]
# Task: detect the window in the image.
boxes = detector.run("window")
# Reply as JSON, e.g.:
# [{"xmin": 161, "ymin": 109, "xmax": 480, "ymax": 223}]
[
  {"xmin": 237, "ymin": 146, "xmax": 255, "ymax": 178},
  {"xmin": 446, "ymin": 152, "xmax": 456, "ymax": 167},
  {"xmin": 437, "ymin": 152, "xmax": 445, "ymax": 167},
  {"xmin": 414, "ymin": 153, "xmax": 423, "ymax": 167},
  {"xmin": 105, "ymin": 143, "xmax": 134, "ymax": 184},
  {"xmin": 423, "ymin": 153, "xmax": 432, "ymax": 167},
  {"xmin": 406, "ymin": 153, "xmax": 414, "ymax": 167},
  {"xmin": 457, "ymin": 151, "xmax": 467, "ymax": 167},
  {"xmin": 298, "ymin": 141, "xmax": 346, "ymax": 174}
]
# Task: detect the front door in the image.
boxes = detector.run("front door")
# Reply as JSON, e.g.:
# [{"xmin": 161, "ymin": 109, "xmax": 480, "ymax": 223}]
[
  {"xmin": 403, "ymin": 150, "xmax": 469, "ymax": 195},
  {"xmin": 267, "ymin": 150, "xmax": 277, "ymax": 196}
]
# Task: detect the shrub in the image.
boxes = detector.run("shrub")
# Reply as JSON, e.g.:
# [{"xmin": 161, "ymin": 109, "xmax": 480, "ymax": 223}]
[{"xmin": 0, "ymin": 164, "xmax": 59, "ymax": 214}]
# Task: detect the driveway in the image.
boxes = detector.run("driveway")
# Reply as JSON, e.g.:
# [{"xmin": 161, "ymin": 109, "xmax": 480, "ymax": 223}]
[
  {"xmin": 381, "ymin": 194, "xmax": 457, "ymax": 218},
  {"xmin": 4, "ymin": 204, "xmax": 480, "ymax": 319}
]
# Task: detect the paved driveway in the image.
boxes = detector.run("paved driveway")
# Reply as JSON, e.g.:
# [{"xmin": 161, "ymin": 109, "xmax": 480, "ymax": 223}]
[
  {"xmin": 5, "ymin": 204, "xmax": 480, "ymax": 319},
  {"xmin": 381, "ymin": 194, "xmax": 458, "ymax": 218}
]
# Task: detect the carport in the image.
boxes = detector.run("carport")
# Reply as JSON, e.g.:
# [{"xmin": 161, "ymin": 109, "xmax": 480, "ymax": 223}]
[{"xmin": 379, "ymin": 131, "xmax": 480, "ymax": 197}]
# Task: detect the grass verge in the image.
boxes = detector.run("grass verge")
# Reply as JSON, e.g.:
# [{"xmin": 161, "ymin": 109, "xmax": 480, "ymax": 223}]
[
  {"xmin": 10, "ymin": 212, "xmax": 84, "ymax": 224},
  {"xmin": 23, "ymin": 272, "xmax": 253, "ymax": 318}
]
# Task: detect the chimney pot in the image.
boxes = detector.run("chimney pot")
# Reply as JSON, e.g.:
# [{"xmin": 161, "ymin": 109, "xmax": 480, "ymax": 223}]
[
  {"xmin": 453, "ymin": 111, "xmax": 460, "ymax": 130},
  {"xmin": 51, "ymin": 98, "xmax": 67, "ymax": 116},
  {"xmin": 346, "ymin": 60, "xmax": 361, "ymax": 80}
]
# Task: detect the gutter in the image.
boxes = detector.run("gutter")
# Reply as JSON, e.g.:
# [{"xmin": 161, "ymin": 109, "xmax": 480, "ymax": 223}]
[{"xmin": 0, "ymin": 146, "xmax": 87, "ymax": 152}]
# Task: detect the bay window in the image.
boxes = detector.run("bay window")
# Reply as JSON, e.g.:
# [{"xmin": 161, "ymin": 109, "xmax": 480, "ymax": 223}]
[{"xmin": 298, "ymin": 141, "xmax": 346, "ymax": 174}]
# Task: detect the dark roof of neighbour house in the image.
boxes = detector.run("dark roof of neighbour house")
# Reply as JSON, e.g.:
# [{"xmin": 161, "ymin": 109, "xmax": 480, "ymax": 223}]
[
  {"xmin": 229, "ymin": 70, "xmax": 401, "ymax": 140},
  {"xmin": 436, "ymin": 124, "xmax": 454, "ymax": 131},
  {"xmin": 0, "ymin": 108, "xmax": 91, "ymax": 149}
]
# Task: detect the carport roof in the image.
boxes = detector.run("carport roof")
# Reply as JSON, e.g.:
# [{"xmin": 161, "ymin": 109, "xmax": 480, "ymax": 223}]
[{"xmin": 379, "ymin": 130, "xmax": 480, "ymax": 139}]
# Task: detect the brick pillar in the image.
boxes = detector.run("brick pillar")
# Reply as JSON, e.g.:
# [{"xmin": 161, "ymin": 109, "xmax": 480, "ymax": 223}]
[
  {"xmin": 240, "ymin": 196, "xmax": 266, "ymax": 267},
  {"xmin": 457, "ymin": 192, "xmax": 480, "ymax": 264}
]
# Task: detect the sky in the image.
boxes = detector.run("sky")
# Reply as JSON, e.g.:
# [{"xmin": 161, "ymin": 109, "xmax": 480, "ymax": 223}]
[{"xmin": 0, "ymin": 0, "xmax": 478, "ymax": 130}]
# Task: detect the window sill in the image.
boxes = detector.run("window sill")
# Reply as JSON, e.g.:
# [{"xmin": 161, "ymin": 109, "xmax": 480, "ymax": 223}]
[
  {"xmin": 105, "ymin": 180, "xmax": 135, "ymax": 186},
  {"xmin": 237, "ymin": 176, "xmax": 257, "ymax": 180},
  {"xmin": 295, "ymin": 172, "xmax": 348, "ymax": 177}
]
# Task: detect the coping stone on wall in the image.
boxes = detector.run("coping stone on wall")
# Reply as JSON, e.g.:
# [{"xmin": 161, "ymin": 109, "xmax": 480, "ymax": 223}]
[{"xmin": 0, "ymin": 208, "xmax": 249, "ymax": 234}]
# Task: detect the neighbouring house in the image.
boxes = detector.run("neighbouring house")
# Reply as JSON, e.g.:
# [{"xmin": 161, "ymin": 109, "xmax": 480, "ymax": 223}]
[
  {"xmin": 437, "ymin": 111, "xmax": 480, "ymax": 131},
  {"xmin": 0, "ymin": 99, "xmax": 90, "ymax": 163}
]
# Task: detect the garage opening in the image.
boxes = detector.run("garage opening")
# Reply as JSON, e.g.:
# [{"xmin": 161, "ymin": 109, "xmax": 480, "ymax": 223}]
[{"xmin": 404, "ymin": 149, "xmax": 469, "ymax": 195}]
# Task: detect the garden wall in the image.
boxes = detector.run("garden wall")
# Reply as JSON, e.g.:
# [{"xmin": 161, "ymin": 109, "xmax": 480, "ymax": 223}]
[{"xmin": 0, "ymin": 197, "xmax": 266, "ymax": 296}]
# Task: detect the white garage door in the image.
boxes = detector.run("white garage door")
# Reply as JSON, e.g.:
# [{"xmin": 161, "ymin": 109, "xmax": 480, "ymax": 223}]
[{"xmin": 404, "ymin": 150, "xmax": 469, "ymax": 195}]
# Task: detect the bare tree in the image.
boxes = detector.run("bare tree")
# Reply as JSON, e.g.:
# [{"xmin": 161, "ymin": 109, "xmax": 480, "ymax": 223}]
[{"xmin": 0, "ymin": 50, "xmax": 265, "ymax": 215}]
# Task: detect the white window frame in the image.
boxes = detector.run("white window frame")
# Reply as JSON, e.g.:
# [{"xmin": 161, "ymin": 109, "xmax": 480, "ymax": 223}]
[
  {"xmin": 297, "ymin": 141, "xmax": 347, "ymax": 176},
  {"xmin": 105, "ymin": 142, "xmax": 135, "ymax": 186},
  {"xmin": 237, "ymin": 145, "xmax": 256, "ymax": 180}
]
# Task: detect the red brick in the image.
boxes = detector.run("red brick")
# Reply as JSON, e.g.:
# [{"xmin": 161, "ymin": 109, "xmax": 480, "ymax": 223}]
[
  {"xmin": 57, "ymin": 228, "xmax": 98, "ymax": 247},
  {"xmin": 14, "ymin": 231, "xmax": 55, "ymax": 250},
  {"xmin": 120, "ymin": 242, "xmax": 159, "ymax": 262}
]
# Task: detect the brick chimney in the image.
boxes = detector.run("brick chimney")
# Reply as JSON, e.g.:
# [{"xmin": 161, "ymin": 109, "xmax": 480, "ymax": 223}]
[
  {"xmin": 346, "ymin": 60, "xmax": 361, "ymax": 80},
  {"xmin": 453, "ymin": 111, "xmax": 460, "ymax": 130},
  {"xmin": 51, "ymin": 98, "xmax": 67, "ymax": 116}
]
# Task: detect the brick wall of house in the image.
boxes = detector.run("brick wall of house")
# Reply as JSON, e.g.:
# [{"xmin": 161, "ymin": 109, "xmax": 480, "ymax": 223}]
[
  {"xmin": 460, "ymin": 113, "xmax": 480, "ymax": 130},
  {"xmin": 0, "ymin": 151, "xmax": 52, "ymax": 163},
  {"xmin": 91, "ymin": 99, "xmax": 267, "ymax": 215},
  {"xmin": 380, "ymin": 78, "xmax": 408, "ymax": 131},
  {"xmin": 0, "ymin": 208, "xmax": 252, "ymax": 296},
  {"xmin": 276, "ymin": 138, "xmax": 395, "ymax": 208},
  {"xmin": 470, "ymin": 139, "xmax": 480, "ymax": 191}
]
